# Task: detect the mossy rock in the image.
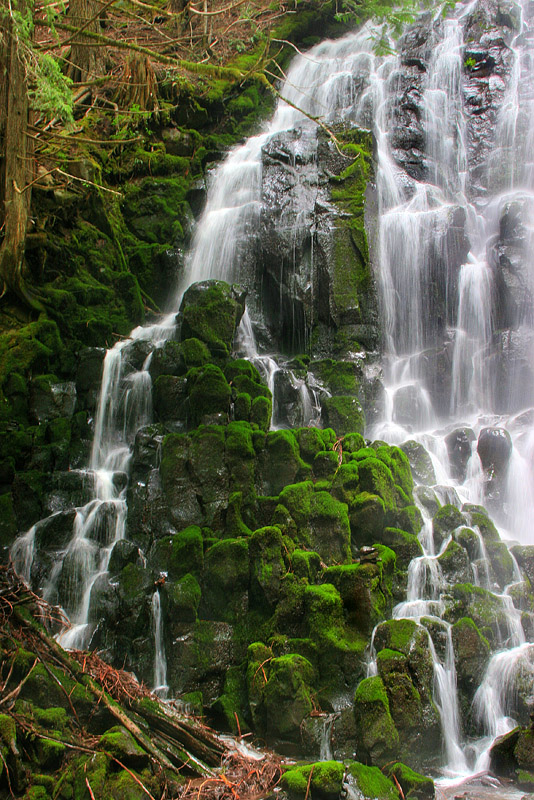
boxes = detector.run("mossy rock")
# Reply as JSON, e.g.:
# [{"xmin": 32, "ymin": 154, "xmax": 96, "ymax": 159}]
[
  {"xmin": 179, "ymin": 280, "xmax": 245, "ymax": 360},
  {"xmin": 463, "ymin": 507, "xmax": 501, "ymax": 543},
  {"xmin": 160, "ymin": 433, "xmax": 203, "ymax": 528},
  {"xmin": 307, "ymin": 491, "xmax": 351, "ymax": 565},
  {"xmin": 385, "ymin": 762, "xmax": 434, "ymax": 799},
  {"xmin": 330, "ymin": 460, "xmax": 360, "ymax": 505},
  {"xmin": 281, "ymin": 761, "xmax": 345, "ymax": 799},
  {"xmin": 378, "ymin": 528, "xmax": 423, "ymax": 569},
  {"xmin": 451, "ymin": 617, "xmax": 490, "ymax": 700},
  {"xmin": 400, "ymin": 440, "xmax": 437, "ymax": 486},
  {"xmin": 98, "ymin": 726, "xmax": 150, "ymax": 768},
  {"xmin": 349, "ymin": 492, "xmax": 387, "ymax": 547},
  {"xmin": 485, "ymin": 540, "xmax": 515, "ymax": 589},
  {"xmin": 445, "ymin": 583, "xmax": 512, "ymax": 643},
  {"xmin": 353, "ymin": 675, "xmax": 400, "ymax": 765},
  {"xmin": 323, "ymin": 395, "xmax": 365, "ymax": 436},
  {"xmin": 187, "ymin": 364, "xmax": 231, "ymax": 426},
  {"xmin": 297, "ymin": 427, "xmax": 329, "ymax": 462},
  {"xmin": 356, "ymin": 457, "xmax": 398, "ymax": 513},
  {"xmin": 347, "ymin": 761, "xmax": 401, "ymax": 799},
  {"xmin": 251, "ymin": 395, "xmax": 272, "ymax": 431},
  {"xmin": 249, "ymin": 525, "xmax": 286, "ymax": 608},
  {"xmin": 291, "ymin": 549, "xmax": 321, "ymax": 581},
  {"xmin": 313, "ymin": 450, "xmax": 340, "ymax": 481},
  {"xmin": 150, "ymin": 525, "xmax": 204, "ymax": 581},
  {"xmin": 211, "ymin": 664, "xmax": 249, "ymax": 735},
  {"xmin": 164, "ymin": 574, "xmax": 201, "ymax": 623},
  {"xmin": 432, "ymin": 504, "xmax": 466, "ymax": 551},
  {"xmin": 257, "ymin": 653, "xmax": 317, "ymax": 741},
  {"xmin": 201, "ymin": 538, "xmax": 249, "ymax": 621},
  {"xmin": 437, "ymin": 539, "xmax": 471, "ymax": 585},
  {"xmin": 324, "ymin": 561, "xmax": 390, "ymax": 635},
  {"xmin": 256, "ymin": 430, "xmax": 311, "ymax": 496}
]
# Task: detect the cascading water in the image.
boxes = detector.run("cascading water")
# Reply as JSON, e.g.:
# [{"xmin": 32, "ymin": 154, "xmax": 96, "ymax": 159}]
[{"xmin": 9, "ymin": 0, "xmax": 534, "ymax": 786}]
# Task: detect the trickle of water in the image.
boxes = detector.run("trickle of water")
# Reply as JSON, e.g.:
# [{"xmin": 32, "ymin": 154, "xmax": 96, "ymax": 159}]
[{"xmin": 152, "ymin": 589, "xmax": 168, "ymax": 698}]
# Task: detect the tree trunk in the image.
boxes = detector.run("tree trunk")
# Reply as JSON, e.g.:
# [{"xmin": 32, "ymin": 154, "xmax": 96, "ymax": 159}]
[
  {"xmin": 67, "ymin": 0, "xmax": 105, "ymax": 83},
  {"xmin": 0, "ymin": 0, "xmax": 38, "ymax": 308}
]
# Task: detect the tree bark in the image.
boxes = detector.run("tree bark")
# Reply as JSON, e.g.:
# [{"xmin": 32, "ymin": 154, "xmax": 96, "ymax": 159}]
[
  {"xmin": 67, "ymin": 0, "xmax": 106, "ymax": 83},
  {"xmin": 0, "ymin": 0, "xmax": 39, "ymax": 308}
]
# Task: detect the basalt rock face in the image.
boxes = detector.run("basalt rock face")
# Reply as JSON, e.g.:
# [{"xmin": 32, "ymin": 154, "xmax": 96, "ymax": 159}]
[{"xmin": 258, "ymin": 127, "xmax": 380, "ymax": 359}]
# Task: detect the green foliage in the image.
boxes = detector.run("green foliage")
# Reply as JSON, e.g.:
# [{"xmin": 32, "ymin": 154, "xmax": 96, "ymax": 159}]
[{"xmin": 29, "ymin": 53, "xmax": 74, "ymax": 123}]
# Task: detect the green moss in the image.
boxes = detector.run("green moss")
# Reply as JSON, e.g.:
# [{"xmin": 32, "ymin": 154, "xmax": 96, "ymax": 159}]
[
  {"xmin": 250, "ymin": 395, "xmax": 272, "ymax": 431},
  {"xmin": 201, "ymin": 537, "xmax": 249, "ymax": 621},
  {"xmin": 181, "ymin": 337, "xmax": 211, "ymax": 368},
  {"xmin": 180, "ymin": 280, "xmax": 244, "ymax": 360},
  {"xmin": 279, "ymin": 481, "xmax": 314, "ymax": 529},
  {"xmin": 296, "ymin": 427, "xmax": 328, "ymax": 462},
  {"xmin": 38, "ymin": 735, "xmax": 66, "ymax": 768},
  {"xmin": 34, "ymin": 706, "xmax": 68, "ymax": 731},
  {"xmin": 165, "ymin": 574, "xmax": 201, "ymax": 622},
  {"xmin": 323, "ymin": 395, "xmax": 365, "ymax": 436},
  {"xmin": 353, "ymin": 676, "xmax": 399, "ymax": 764},
  {"xmin": 348, "ymin": 761, "xmax": 400, "ymax": 799},
  {"xmin": 281, "ymin": 761, "xmax": 345, "ymax": 798},
  {"xmin": 377, "ymin": 619, "xmax": 417, "ymax": 654},
  {"xmin": 291, "ymin": 549, "xmax": 321, "ymax": 581},
  {"xmin": 187, "ymin": 364, "xmax": 231, "ymax": 425},
  {"xmin": 309, "ymin": 359, "xmax": 360, "ymax": 395},
  {"xmin": 99, "ymin": 725, "xmax": 147, "ymax": 762},
  {"xmin": 385, "ymin": 763, "xmax": 434, "ymax": 800}
]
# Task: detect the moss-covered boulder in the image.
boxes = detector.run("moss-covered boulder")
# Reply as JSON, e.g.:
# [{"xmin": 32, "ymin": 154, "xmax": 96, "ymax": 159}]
[
  {"xmin": 451, "ymin": 617, "xmax": 490, "ymax": 702},
  {"xmin": 281, "ymin": 760, "xmax": 345, "ymax": 799},
  {"xmin": 249, "ymin": 525, "xmax": 286, "ymax": 608},
  {"xmin": 400, "ymin": 440, "xmax": 437, "ymax": 486},
  {"xmin": 186, "ymin": 364, "xmax": 232, "ymax": 426},
  {"xmin": 323, "ymin": 395, "xmax": 365, "ymax": 436},
  {"xmin": 201, "ymin": 538, "xmax": 249, "ymax": 621},
  {"xmin": 384, "ymin": 762, "xmax": 434, "ymax": 799},
  {"xmin": 353, "ymin": 675, "xmax": 400, "ymax": 765},
  {"xmin": 179, "ymin": 280, "xmax": 245, "ymax": 361},
  {"xmin": 256, "ymin": 430, "xmax": 310, "ymax": 496},
  {"xmin": 444, "ymin": 583, "xmax": 512, "ymax": 643},
  {"xmin": 432, "ymin": 504, "xmax": 466, "ymax": 551},
  {"xmin": 250, "ymin": 653, "xmax": 317, "ymax": 742}
]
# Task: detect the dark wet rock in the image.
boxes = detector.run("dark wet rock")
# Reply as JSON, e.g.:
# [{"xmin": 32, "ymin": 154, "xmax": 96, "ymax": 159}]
[
  {"xmin": 452, "ymin": 617, "xmax": 490, "ymax": 701},
  {"xmin": 108, "ymin": 540, "xmax": 141, "ymax": 575},
  {"xmin": 477, "ymin": 427, "xmax": 513, "ymax": 475},
  {"xmin": 131, "ymin": 425, "xmax": 166, "ymax": 481},
  {"xmin": 148, "ymin": 340, "xmax": 186, "ymax": 381},
  {"xmin": 34, "ymin": 510, "xmax": 76, "ymax": 552},
  {"xmin": 437, "ymin": 539, "xmax": 471, "ymax": 585},
  {"xmin": 445, "ymin": 427, "xmax": 476, "ymax": 482},
  {"xmin": 75, "ymin": 348, "xmax": 105, "ymax": 410},
  {"xmin": 153, "ymin": 375, "xmax": 188, "ymax": 426},
  {"xmin": 179, "ymin": 281, "xmax": 246, "ymax": 361},
  {"xmin": 400, "ymin": 440, "xmax": 436, "ymax": 485},
  {"xmin": 29, "ymin": 379, "xmax": 76, "ymax": 423}
]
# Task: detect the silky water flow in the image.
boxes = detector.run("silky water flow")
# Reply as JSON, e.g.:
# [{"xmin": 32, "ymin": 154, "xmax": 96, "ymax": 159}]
[{"xmin": 10, "ymin": 0, "xmax": 534, "ymax": 782}]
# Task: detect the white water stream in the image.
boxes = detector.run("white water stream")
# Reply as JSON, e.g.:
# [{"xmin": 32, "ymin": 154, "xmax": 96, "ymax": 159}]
[{"xmin": 10, "ymin": 0, "xmax": 534, "ymax": 781}]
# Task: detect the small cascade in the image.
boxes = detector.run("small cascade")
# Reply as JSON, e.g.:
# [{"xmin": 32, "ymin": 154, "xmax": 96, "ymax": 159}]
[
  {"xmin": 235, "ymin": 310, "xmax": 325, "ymax": 428},
  {"xmin": 11, "ymin": 524, "xmax": 36, "ymax": 584},
  {"xmin": 472, "ymin": 642, "xmax": 534, "ymax": 770},
  {"xmin": 152, "ymin": 589, "xmax": 168, "ymax": 698},
  {"xmin": 429, "ymin": 629, "xmax": 468, "ymax": 776},
  {"xmin": 319, "ymin": 713, "xmax": 337, "ymax": 761}
]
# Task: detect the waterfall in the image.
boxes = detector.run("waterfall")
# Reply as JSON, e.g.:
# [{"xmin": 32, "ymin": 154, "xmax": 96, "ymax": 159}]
[{"xmin": 9, "ymin": 0, "xmax": 534, "ymax": 781}]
